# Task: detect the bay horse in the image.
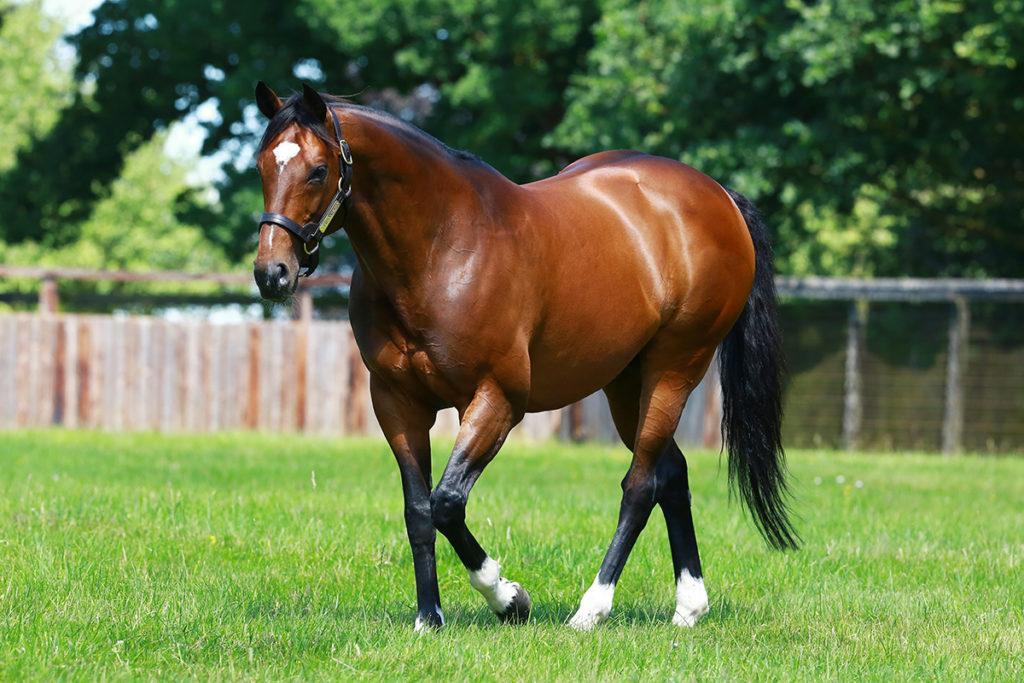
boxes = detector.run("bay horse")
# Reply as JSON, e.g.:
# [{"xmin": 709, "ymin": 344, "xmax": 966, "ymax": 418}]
[{"xmin": 252, "ymin": 83, "xmax": 796, "ymax": 631}]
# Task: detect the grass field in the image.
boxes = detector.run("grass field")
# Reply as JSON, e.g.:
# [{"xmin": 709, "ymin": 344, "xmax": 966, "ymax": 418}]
[{"xmin": 0, "ymin": 431, "xmax": 1022, "ymax": 680}]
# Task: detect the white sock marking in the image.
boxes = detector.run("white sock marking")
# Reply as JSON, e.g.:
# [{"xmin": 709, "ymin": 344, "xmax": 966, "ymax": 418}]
[
  {"xmin": 468, "ymin": 557, "xmax": 519, "ymax": 614},
  {"xmin": 568, "ymin": 577, "xmax": 614, "ymax": 631},
  {"xmin": 413, "ymin": 605, "xmax": 444, "ymax": 632},
  {"xmin": 272, "ymin": 141, "xmax": 301, "ymax": 171},
  {"xmin": 673, "ymin": 569, "xmax": 709, "ymax": 627}
]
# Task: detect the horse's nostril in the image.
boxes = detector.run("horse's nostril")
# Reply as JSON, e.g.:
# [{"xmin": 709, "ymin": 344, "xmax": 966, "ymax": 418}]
[{"xmin": 275, "ymin": 262, "xmax": 290, "ymax": 286}]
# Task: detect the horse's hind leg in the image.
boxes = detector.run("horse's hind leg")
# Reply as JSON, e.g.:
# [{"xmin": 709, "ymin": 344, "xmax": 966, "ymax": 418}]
[
  {"xmin": 659, "ymin": 442, "xmax": 709, "ymax": 626},
  {"xmin": 569, "ymin": 344, "xmax": 715, "ymax": 630},
  {"xmin": 606, "ymin": 376, "xmax": 709, "ymax": 627}
]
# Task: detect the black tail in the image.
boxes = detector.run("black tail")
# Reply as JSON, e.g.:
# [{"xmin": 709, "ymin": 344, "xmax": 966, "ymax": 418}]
[{"xmin": 719, "ymin": 188, "xmax": 798, "ymax": 550}]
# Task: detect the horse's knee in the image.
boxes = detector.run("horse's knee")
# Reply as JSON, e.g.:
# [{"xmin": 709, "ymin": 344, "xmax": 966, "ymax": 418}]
[
  {"xmin": 430, "ymin": 487, "xmax": 466, "ymax": 534},
  {"xmin": 619, "ymin": 471, "xmax": 658, "ymax": 511}
]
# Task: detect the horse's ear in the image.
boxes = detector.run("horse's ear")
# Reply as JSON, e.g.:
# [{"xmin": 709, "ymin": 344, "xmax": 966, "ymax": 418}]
[
  {"xmin": 255, "ymin": 81, "xmax": 282, "ymax": 119},
  {"xmin": 301, "ymin": 83, "xmax": 328, "ymax": 122}
]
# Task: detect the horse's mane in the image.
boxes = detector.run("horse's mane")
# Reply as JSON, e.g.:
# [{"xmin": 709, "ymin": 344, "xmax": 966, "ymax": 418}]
[{"xmin": 258, "ymin": 91, "xmax": 482, "ymax": 165}]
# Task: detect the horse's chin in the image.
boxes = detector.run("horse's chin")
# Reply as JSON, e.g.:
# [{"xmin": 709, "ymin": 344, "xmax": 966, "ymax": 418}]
[{"xmin": 262, "ymin": 291, "xmax": 294, "ymax": 304}]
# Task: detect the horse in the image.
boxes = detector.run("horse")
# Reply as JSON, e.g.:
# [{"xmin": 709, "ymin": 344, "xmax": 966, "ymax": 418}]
[{"xmin": 251, "ymin": 82, "xmax": 796, "ymax": 631}]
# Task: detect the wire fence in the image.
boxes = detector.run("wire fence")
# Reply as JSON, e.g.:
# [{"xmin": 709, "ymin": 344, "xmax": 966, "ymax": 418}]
[{"xmin": 776, "ymin": 279, "xmax": 1024, "ymax": 453}]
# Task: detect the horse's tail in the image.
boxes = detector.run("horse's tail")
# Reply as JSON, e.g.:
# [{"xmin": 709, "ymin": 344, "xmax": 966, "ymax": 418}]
[{"xmin": 718, "ymin": 188, "xmax": 799, "ymax": 550}]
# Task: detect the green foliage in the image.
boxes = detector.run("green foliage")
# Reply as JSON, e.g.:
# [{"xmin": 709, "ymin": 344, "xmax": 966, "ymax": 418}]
[
  {"xmin": 0, "ymin": 0, "xmax": 1021, "ymax": 277},
  {"xmin": 0, "ymin": 0, "xmax": 72, "ymax": 174},
  {"xmin": 0, "ymin": 432, "xmax": 1022, "ymax": 678},
  {"xmin": 13, "ymin": 133, "xmax": 227, "ymax": 271},
  {"xmin": 0, "ymin": 1, "xmax": 341, "ymax": 249},
  {"xmin": 1, "ymin": 134, "xmax": 231, "ymax": 301},
  {"xmin": 551, "ymin": 0, "xmax": 1024, "ymax": 276},
  {"xmin": 299, "ymin": 0, "xmax": 599, "ymax": 180}
]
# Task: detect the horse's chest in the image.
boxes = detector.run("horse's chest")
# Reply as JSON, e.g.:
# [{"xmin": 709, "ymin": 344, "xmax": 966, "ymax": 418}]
[
  {"xmin": 370, "ymin": 326, "xmax": 467, "ymax": 409},
  {"xmin": 405, "ymin": 345, "xmax": 457, "ymax": 402},
  {"xmin": 351, "ymin": 281, "xmax": 484, "ymax": 410}
]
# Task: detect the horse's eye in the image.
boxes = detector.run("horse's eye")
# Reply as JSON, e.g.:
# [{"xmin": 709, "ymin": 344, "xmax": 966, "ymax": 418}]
[{"xmin": 307, "ymin": 165, "xmax": 328, "ymax": 184}]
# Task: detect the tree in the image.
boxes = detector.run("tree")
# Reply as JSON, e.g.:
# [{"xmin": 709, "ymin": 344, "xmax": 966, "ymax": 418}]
[
  {"xmin": 3, "ymin": 0, "xmax": 1022, "ymax": 278},
  {"xmin": 0, "ymin": 1, "xmax": 347, "ymax": 251},
  {"xmin": 0, "ymin": 0, "xmax": 72, "ymax": 175},
  {"xmin": 0, "ymin": 0, "xmax": 598, "ymax": 262},
  {"xmin": 4, "ymin": 132, "xmax": 228, "ymax": 275},
  {"xmin": 300, "ymin": 0, "xmax": 599, "ymax": 180},
  {"xmin": 550, "ymin": 0, "xmax": 1024, "ymax": 277}
]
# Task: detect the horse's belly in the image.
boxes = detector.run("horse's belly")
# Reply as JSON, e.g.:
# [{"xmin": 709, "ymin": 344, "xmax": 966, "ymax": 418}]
[
  {"xmin": 525, "ymin": 308, "xmax": 657, "ymax": 412},
  {"xmin": 525, "ymin": 358, "xmax": 632, "ymax": 412}
]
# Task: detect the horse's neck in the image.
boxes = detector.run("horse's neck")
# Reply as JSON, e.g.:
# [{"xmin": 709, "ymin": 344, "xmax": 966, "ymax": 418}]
[{"xmin": 340, "ymin": 108, "xmax": 507, "ymax": 301}]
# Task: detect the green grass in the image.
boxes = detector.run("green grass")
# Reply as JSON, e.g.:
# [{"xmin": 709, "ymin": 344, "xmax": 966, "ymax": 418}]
[{"xmin": 0, "ymin": 431, "xmax": 1021, "ymax": 681}]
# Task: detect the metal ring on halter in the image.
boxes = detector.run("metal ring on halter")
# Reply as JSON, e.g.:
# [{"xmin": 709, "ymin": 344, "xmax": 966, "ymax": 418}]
[{"xmin": 303, "ymin": 239, "xmax": 320, "ymax": 255}]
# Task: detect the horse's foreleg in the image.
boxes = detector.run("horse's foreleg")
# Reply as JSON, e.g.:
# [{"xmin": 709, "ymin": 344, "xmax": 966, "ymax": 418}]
[
  {"xmin": 431, "ymin": 381, "xmax": 532, "ymax": 623},
  {"xmin": 370, "ymin": 377, "xmax": 442, "ymax": 632}
]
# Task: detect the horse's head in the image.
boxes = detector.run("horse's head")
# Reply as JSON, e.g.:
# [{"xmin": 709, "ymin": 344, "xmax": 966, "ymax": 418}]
[{"xmin": 252, "ymin": 82, "xmax": 351, "ymax": 301}]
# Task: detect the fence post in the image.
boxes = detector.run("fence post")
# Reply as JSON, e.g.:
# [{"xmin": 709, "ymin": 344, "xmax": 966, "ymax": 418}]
[
  {"xmin": 566, "ymin": 401, "xmax": 586, "ymax": 442},
  {"xmin": 295, "ymin": 290, "xmax": 314, "ymax": 323},
  {"xmin": 842, "ymin": 299, "xmax": 867, "ymax": 451},
  {"xmin": 942, "ymin": 297, "xmax": 969, "ymax": 455},
  {"xmin": 38, "ymin": 275, "xmax": 59, "ymax": 313},
  {"xmin": 701, "ymin": 354, "xmax": 723, "ymax": 449}
]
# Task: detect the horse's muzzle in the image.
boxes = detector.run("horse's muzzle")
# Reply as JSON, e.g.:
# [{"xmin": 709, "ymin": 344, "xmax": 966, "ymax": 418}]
[{"xmin": 253, "ymin": 260, "xmax": 295, "ymax": 301}]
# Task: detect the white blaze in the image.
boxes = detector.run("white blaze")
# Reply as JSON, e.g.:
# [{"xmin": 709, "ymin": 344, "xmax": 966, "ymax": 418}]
[
  {"xmin": 672, "ymin": 569, "xmax": 709, "ymax": 627},
  {"xmin": 272, "ymin": 141, "xmax": 301, "ymax": 171}
]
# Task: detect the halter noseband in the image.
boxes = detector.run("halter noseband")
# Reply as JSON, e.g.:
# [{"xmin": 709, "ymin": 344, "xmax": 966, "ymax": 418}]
[{"xmin": 258, "ymin": 106, "xmax": 353, "ymax": 276}]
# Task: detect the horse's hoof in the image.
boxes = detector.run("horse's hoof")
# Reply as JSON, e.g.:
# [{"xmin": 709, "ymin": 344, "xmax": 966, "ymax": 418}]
[
  {"xmin": 672, "ymin": 604, "xmax": 708, "ymax": 628},
  {"xmin": 414, "ymin": 606, "xmax": 445, "ymax": 632},
  {"xmin": 568, "ymin": 580, "xmax": 613, "ymax": 631},
  {"xmin": 568, "ymin": 607, "xmax": 608, "ymax": 631},
  {"xmin": 672, "ymin": 571, "xmax": 708, "ymax": 627},
  {"xmin": 497, "ymin": 583, "xmax": 531, "ymax": 624}
]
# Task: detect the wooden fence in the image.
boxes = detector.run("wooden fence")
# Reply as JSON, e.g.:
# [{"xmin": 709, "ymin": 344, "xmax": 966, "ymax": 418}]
[
  {"xmin": 0, "ymin": 312, "xmax": 570, "ymax": 440},
  {"xmin": 2, "ymin": 267, "xmax": 1023, "ymax": 451}
]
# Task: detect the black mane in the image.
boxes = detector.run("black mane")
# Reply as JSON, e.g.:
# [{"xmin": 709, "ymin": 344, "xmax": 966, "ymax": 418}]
[{"xmin": 258, "ymin": 91, "xmax": 482, "ymax": 165}]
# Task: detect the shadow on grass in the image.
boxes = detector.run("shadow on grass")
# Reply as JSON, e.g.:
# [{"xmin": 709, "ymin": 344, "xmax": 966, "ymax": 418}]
[
  {"xmin": 236, "ymin": 589, "xmax": 740, "ymax": 631},
  {"xmin": 383, "ymin": 598, "xmax": 741, "ymax": 630}
]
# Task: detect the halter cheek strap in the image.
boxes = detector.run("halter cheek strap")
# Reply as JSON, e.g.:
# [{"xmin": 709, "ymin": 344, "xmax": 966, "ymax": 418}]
[{"xmin": 258, "ymin": 108, "xmax": 353, "ymax": 276}]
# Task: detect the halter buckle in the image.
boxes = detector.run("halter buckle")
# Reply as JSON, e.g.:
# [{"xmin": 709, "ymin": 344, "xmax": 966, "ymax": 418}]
[{"xmin": 340, "ymin": 139, "xmax": 353, "ymax": 166}]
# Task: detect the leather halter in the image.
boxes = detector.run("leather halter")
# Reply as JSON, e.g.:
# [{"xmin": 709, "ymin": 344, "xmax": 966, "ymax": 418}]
[{"xmin": 258, "ymin": 106, "xmax": 353, "ymax": 276}]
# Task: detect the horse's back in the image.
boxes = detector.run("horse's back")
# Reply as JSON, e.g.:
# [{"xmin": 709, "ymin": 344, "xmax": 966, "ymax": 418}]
[
  {"xmin": 518, "ymin": 151, "xmax": 755, "ymax": 409},
  {"xmin": 524, "ymin": 150, "xmax": 754, "ymax": 318}
]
